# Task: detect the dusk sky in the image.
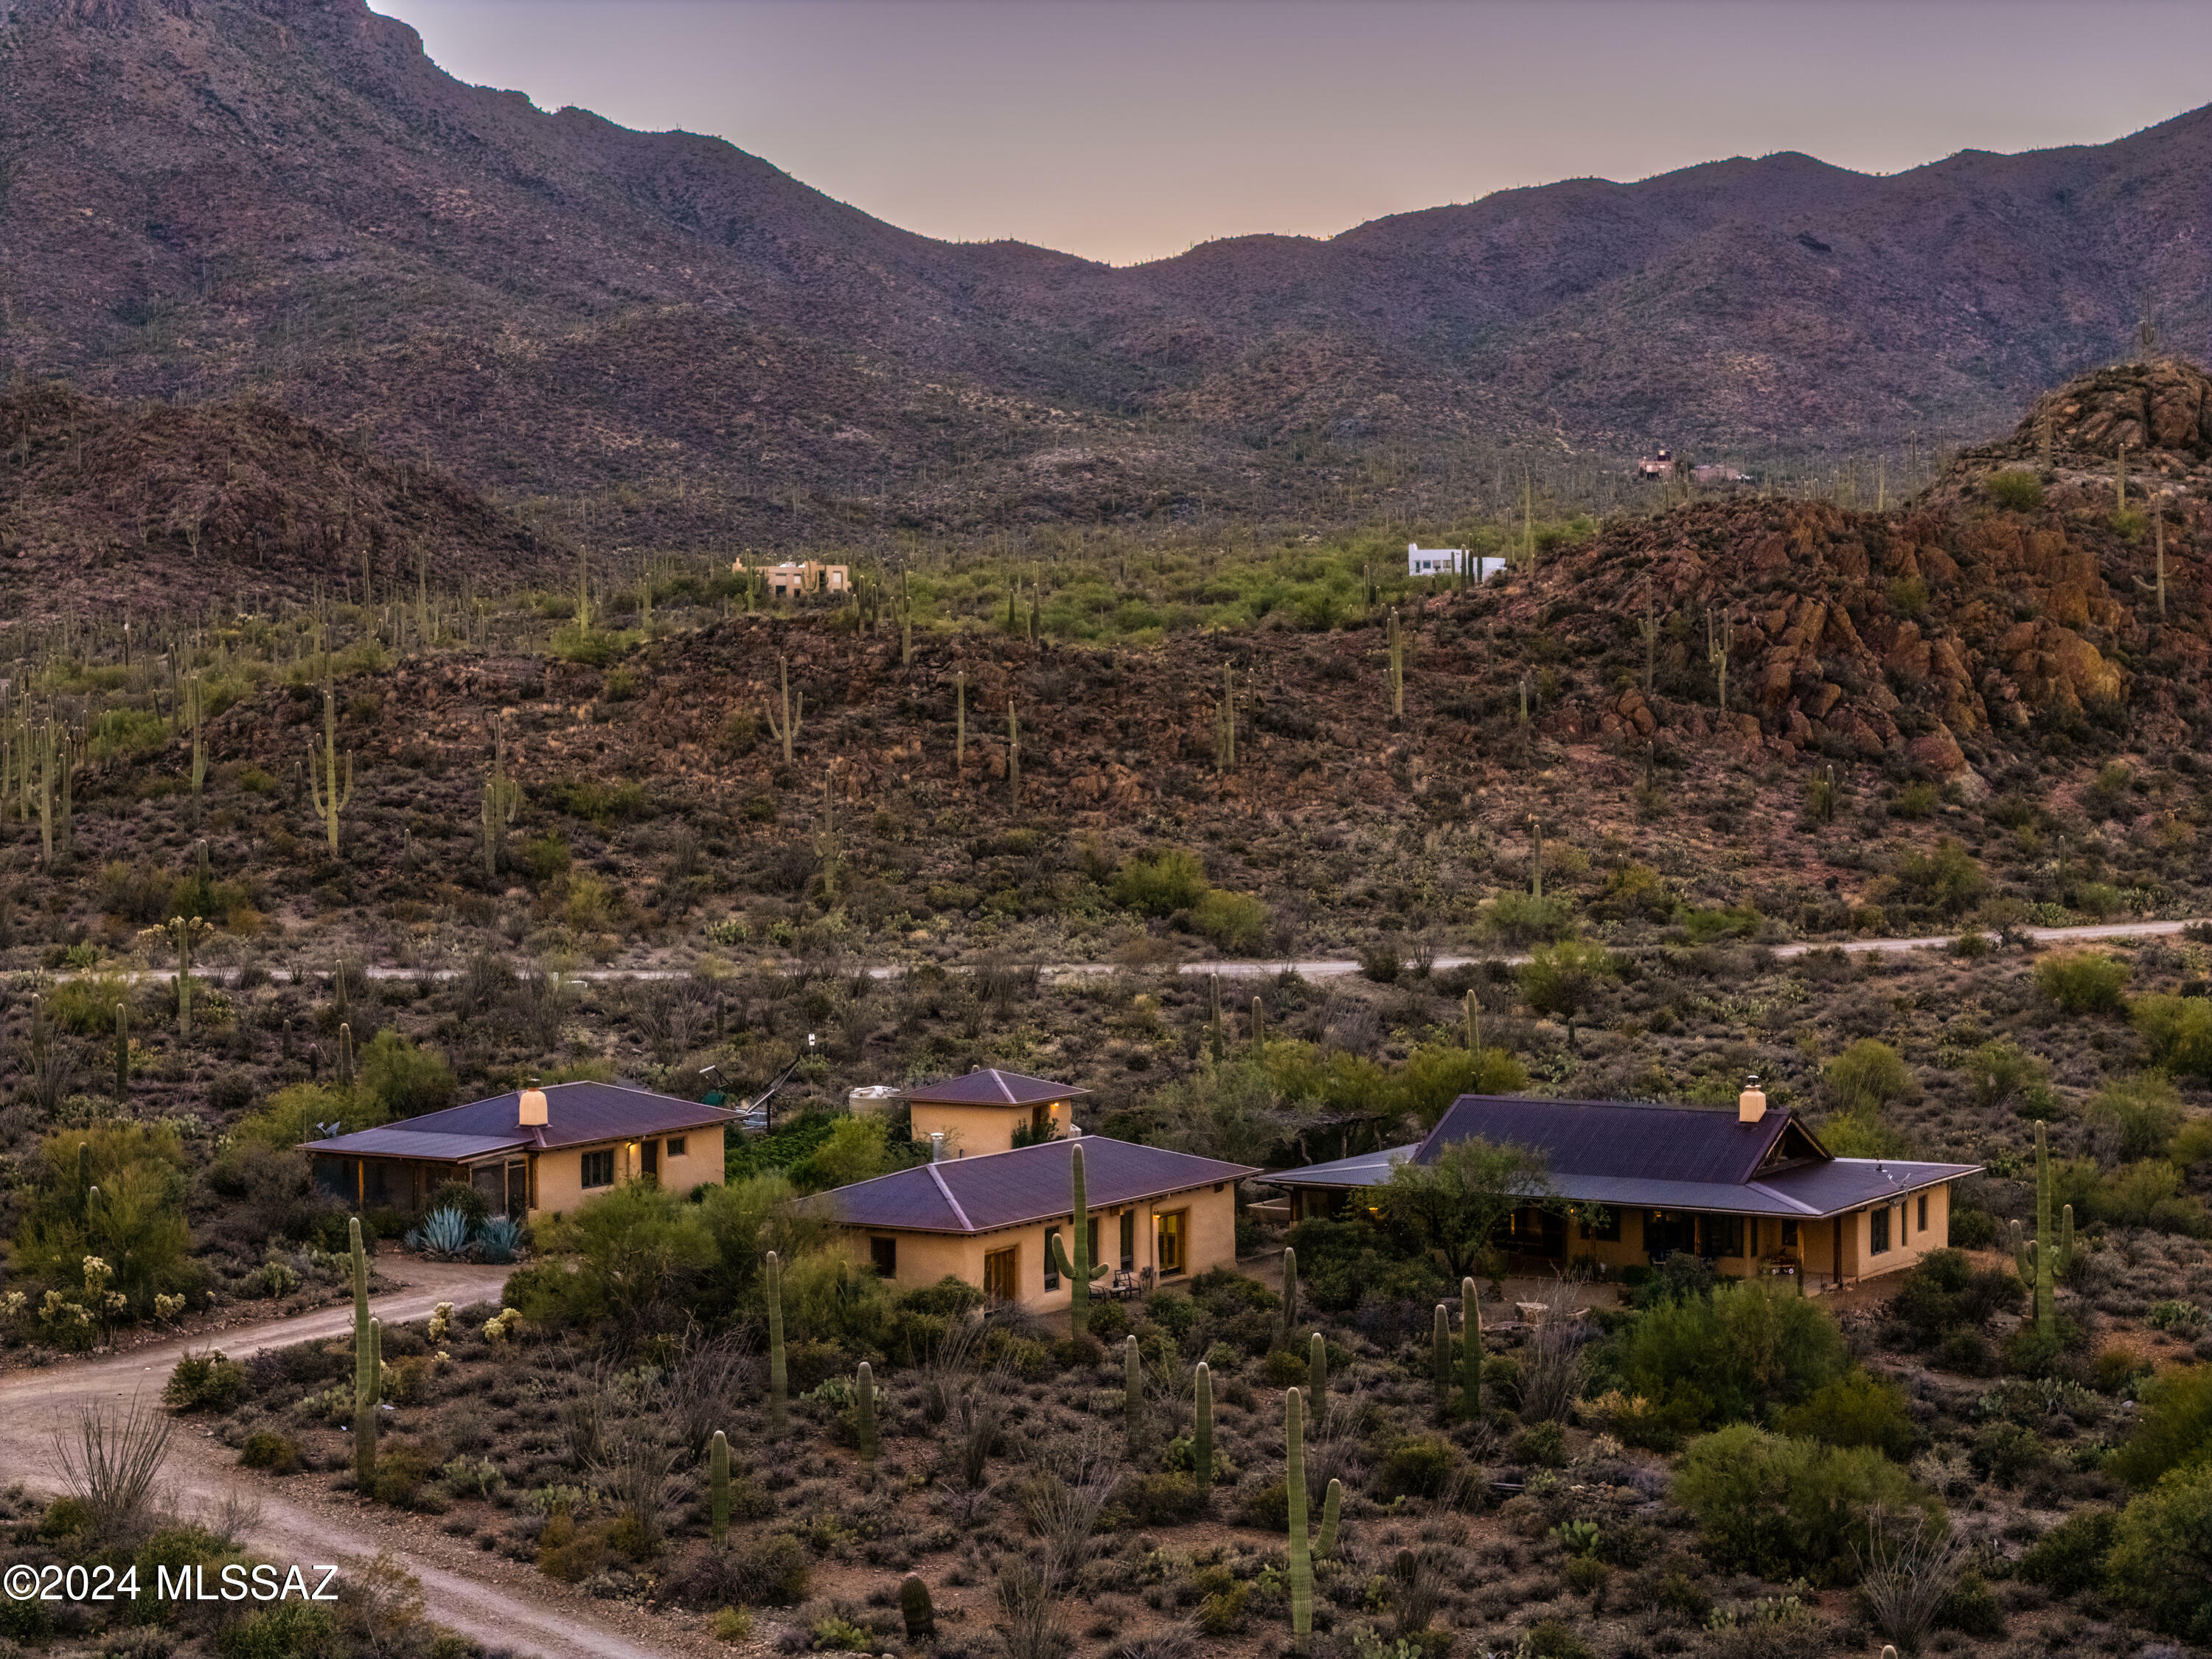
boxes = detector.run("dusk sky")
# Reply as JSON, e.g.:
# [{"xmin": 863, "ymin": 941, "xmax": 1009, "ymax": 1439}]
[{"xmin": 375, "ymin": 0, "xmax": 2212, "ymax": 267}]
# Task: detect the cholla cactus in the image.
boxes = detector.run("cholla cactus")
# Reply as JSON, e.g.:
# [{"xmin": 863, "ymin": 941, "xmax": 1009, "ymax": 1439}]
[
  {"xmin": 428, "ymin": 1301, "xmax": 454, "ymax": 1343},
  {"xmin": 483, "ymin": 1307, "xmax": 521, "ymax": 1343}
]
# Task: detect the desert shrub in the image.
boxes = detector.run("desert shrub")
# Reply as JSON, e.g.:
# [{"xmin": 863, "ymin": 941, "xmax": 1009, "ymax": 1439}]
[
  {"xmin": 1937, "ymin": 1571, "xmax": 2004, "ymax": 1638},
  {"xmin": 1518, "ymin": 939, "xmax": 1618, "ymax": 1041},
  {"xmin": 2093, "ymin": 1159, "xmax": 2209, "ymax": 1234},
  {"xmin": 164, "ymin": 1349, "xmax": 248, "ymax": 1412},
  {"xmin": 1891, "ymin": 838, "xmax": 1985, "ymax": 915},
  {"xmin": 507, "ymin": 1181, "xmax": 715, "ymax": 1334},
  {"xmin": 1887, "ymin": 1249, "xmax": 2022, "ymax": 1349},
  {"xmin": 1614, "ymin": 1279, "xmax": 1848, "ymax": 1430},
  {"xmin": 358, "ymin": 1029, "xmax": 457, "ymax": 1118},
  {"xmin": 2104, "ymin": 1463, "xmax": 2212, "ymax": 1639},
  {"xmin": 2034, "ymin": 951, "xmax": 2129, "ymax": 1015},
  {"xmin": 784, "ymin": 1115, "xmax": 902, "ymax": 1194},
  {"xmin": 238, "ymin": 1432, "xmax": 303, "ymax": 1475},
  {"xmin": 367, "ymin": 1444, "xmax": 442, "ymax": 1509},
  {"xmin": 1521, "ymin": 1618, "xmax": 1593, "ymax": 1659},
  {"xmin": 2135, "ymin": 995, "xmax": 2212, "ymax": 1077},
  {"xmin": 13, "ymin": 1124, "xmax": 197, "ymax": 1320},
  {"xmin": 1773, "ymin": 1370, "xmax": 1916, "ymax": 1458},
  {"xmin": 1192, "ymin": 888, "xmax": 1270, "ymax": 953},
  {"xmin": 1478, "ymin": 890, "xmax": 1575, "ymax": 945},
  {"xmin": 1282, "ymin": 1216, "xmax": 1447, "ymax": 1314},
  {"xmin": 215, "ymin": 1602, "xmax": 339, "ymax": 1659},
  {"xmin": 1969, "ymin": 1421, "xmax": 2046, "ymax": 1487},
  {"xmin": 1674, "ymin": 1424, "xmax": 1939, "ymax": 1582},
  {"xmin": 1376, "ymin": 1436, "xmax": 1461, "ymax": 1499},
  {"xmin": 2015, "ymin": 1506, "xmax": 2118, "ymax": 1596},
  {"xmin": 1965, "ymin": 1039, "xmax": 2045, "ymax": 1108},
  {"xmin": 232, "ymin": 1082, "xmax": 389, "ymax": 1150},
  {"xmin": 1107, "ymin": 1472, "xmax": 1206, "ymax": 1527},
  {"xmin": 1387, "ymin": 1042, "xmax": 1530, "ymax": 1124},
  {"xmin": 1111, "ymin": 849, "xmax": 1208, "ymax": 917},
  {"xmin": 1511, "ymin": 1420, "xmax": 1568, "ymax": 1467},
  {"xmin": 1825, "ymin": 1039, "xmax": 1912, "ymax": 1113},
  {"xmin": 728, "ymin": 1531, "xmax": 811, "ymax": 1604},
  {"xmin": 1679, "ymin": 902, "xmax": 1763, "ymax": 942},
  {"xmin": 1986, "ymin": 470, "xmax": 2044, "ymax": 512},
  {"xmin": 2109, "ymin": 1363, "xmax": 2212, "ymax": 1487},
  {"xmin": 535, "ymin": 1509, "xmax": 610, "ymax": 1581}
]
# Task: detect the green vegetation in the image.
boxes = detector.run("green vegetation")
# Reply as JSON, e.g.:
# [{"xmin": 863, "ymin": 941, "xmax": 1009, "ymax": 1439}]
[
  {"xmin": 2035, "ymin": 951, "xmax": 2130, "ymax": 1015},
  {"xmin": 1986, "ymin": 469, "xmax": 2045, "ymax": 512},
  {"xmin": 1673, "ymin": 1424, "xmax": 1940, "ymax": 1581}
]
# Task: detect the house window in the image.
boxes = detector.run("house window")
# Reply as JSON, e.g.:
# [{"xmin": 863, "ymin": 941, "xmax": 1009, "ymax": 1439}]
[
  {"xmin": 1917, "ymin": 1193, "xmax": 1928, "ymax": 1234},
  {"xmin": 869, "ymin": 1237, "xmax": 897, "ymax": 1279},
  {"xmin": 1870, "ymin": 1206, "xmax": 1892, "ymax": 1254},
  {"xmin": 984, "ymin": 1246, "xmax": 1019, "ymax": 1302},
  {"xmin": 581, "ymin": 1149, "xmax": 615, "ymax": 1189},
  {"xmin": 1044, "ymin": 1226, "xmax": 1062, "ymax": 1290},
  {"xmin": 667, "ymin": 1136, "xmax": 687, "ymax": 1158},
  {"xmin": 1702, "ymin": 1216, "xmax": 1743, "ymax": 1259},
  {"xmin": 1781, "ymin": 1220, "xmax": 1799, "ymax": 1248},
  {"xmin": 1158, "ymin": 1209, "xmax": 1188, "ymax": 1276},
  {"xmin": 641, "ymin": 1139, "xmax": 660, "ymax": 1181},
  {"xmin": 1646, "ymin": 1211, "xmax": 1695, "ymax": 1256},
  {"xmin": 1120, "ymin": 1210, "xmax": 1136, "ymax": 1271}
]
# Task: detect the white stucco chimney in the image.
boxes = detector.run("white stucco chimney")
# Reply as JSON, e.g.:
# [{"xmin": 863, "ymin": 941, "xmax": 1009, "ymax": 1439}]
[
  {"xmin": 518, "ymin": 1083, "xmax": 549, "ymax": 1128},
  {"xmin": 1738, "ymin": 1079, "xmax": 1767, "ymax": 1124},
  {"xmin": 929, "ymin": 1131, "xmax": 945, "ymax": 1164}
]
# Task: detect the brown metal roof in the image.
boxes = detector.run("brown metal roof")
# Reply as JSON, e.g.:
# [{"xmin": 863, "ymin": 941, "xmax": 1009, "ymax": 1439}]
[
  {"xmin": 810, "ymin": 1135, "xmax": 1256, "ymax": 1234},
  {"xmin": 900, "ymin": 1068, "xmax": 1090, "ymax": 1108},
  {"xmin": 1413, "ymin": 1095, "xmax": 1801, "ymax": 1184},
  {"xmin": 299, "ymin": 1080, "xmax": 735, "ymax": 1158}
]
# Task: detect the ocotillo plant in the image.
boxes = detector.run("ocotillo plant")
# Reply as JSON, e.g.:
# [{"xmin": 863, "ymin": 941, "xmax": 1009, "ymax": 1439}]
[
  {"xmin": 765, "ymin": 656, "xmax": 804, "ymax": 765},
  {"xmin": 2014, "ymin": 1121, "xmax": 2073, "ymax": 1337},
  {"xmin": 1461, "ymin": 1276, "xmax": 1483, "ymax": 1419},
  {"xmin": 1286, "ymin": 1387, "xmax": 1312, "ymax": 1649},
  {"xmin": 1123, "ymin": 1334, "xmax": 1143, "ymax": 1455},
  {"xmin": 709, "ymin": 1430, "xmax": 731, "ymax": 1545},
  {"xmin": 1315, "ymin": 1477, "xmax": 1342, "ymax": 1559},
  {"xmin": 1045, "ymin": 1143, "xmax": 1109, "ymax": 1337},
  {"xmin": 1432, "ymin": 1303, "xmax": 1452, "ymax": 1414},
  {"xmin": 1192, "ymin": 1362, "xmax": 1213, "ymax": 1493},
  {"xmin": 1308, "ymin": 1332, "xmax": 1327, "ymax": 1411},
  {"xmin": 114, "ymin": 1001, "xmax": 129, "ymax": 1100},
  {"xmin": 349, "ymin": 1217, "xmax": 379, "ymax": 1487},
  {"xmin": 766, "ymin": 1249, "xmax": 788, "ymax": 1434},
  {"xmin": 855, "ymin": 1361, "xmax": 878, "ymax": 1461},
  {"xmin": 900, "ymin": 1575, "xmax": 936, "ymax": 1641},
  {"xmin": 1277, "ymin": 1246, "xmax": 1299, "ymax": 1348}
]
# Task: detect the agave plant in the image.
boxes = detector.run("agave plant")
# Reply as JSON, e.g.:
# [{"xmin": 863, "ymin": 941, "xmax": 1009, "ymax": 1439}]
[
  {"xmin": 414, "ymin": 1206, "xmax": 472, "ymax": 1259},
  {"xmin": 476, "ymin": 1215, "xmax": 526, "ymax": 1264}
]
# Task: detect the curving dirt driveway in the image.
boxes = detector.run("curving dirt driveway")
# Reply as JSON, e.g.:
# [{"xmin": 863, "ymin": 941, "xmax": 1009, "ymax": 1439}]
[{"xmin": 0, "ymin": 1262, "xmax": 709, "ymax": 1659}]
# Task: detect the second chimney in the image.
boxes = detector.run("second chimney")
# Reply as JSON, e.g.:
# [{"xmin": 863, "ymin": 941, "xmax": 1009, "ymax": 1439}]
[
  {"xmin": 1738, "ymin": 1079, "xmax": 1767, "ymax": 1124},
  {"xmin": 519, "ymin": 1082, "xmax": 549, "ymax": 1127}
]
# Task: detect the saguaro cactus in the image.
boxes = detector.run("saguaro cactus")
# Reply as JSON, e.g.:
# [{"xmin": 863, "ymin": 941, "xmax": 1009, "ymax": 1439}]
[
  {"xmin": 114, "ymin": 1001, "xmax": 129, "ymax": 1100},
  {"xmin": 1432, "ymin": 1302, "xmax": 1452, "ymax": 1413},
  {"xmin": 900, "ymin": 1575, "xmax": 936, "ymax": 1641},
  {"xmin": 307, "ymin": 633, "xmax": 352, "ymax": 855},
  {"xmin": 161, "ymin": 915, "xmax": 211, "ymax": 1040},
  {"xmin": 2013, "ymin": 1121, "xmax": 2073, "ymax": 1337},
  {"xmin": 1277, "ymin": 1246, "xmax": 1299, "ymax": 1348},
  {"xmin": 481, "ymin": 712, "xmax": 520, "ymax": 877},
  {"xmin": 349, "ymin": 1217, "xmax": 379, "ymax": 1488},
  {"xmin": 1046, "ymin": 1143, "xmax": 1108, "ymax": 1337},
  {"xmin": 1124, "ymin": 1333, "xmax": 1143, "ymax": 1454},
  {"xmin": 1528, "ymin": 815, "xmax": 1544, "ymax": 900},
  {"xmin": 186, "ymin": 671, "xmax": 206, "ymax": 813},
  {"xmin": 1251, "ymin": 995, "xmax": 1265, "ymax": 1053},
  {"xmin": 1707, "ymin": 609, "xmax": 1731, "ymax": 712},
  {"xmin": 766, "ymin": 1249, "xmax": 788, "ymax": 1435},
  {"xmin": 855, "ymin": 1361, "xmax": 878, "ymax": 1461},
  {"xmin": 1006, "ymin": 699, "xmax": 1020, "ymax": 797},
  {"xmin": 1193, "ymin": 1361, "xmax": 1214, "ymax": 1493},
  {"xmin": 1208, "ymin": 973, "xmax": 1225, "ymax": 1065},
  {"xmin": 337, "ymin": 1021, "xmax": 355, "ymax": 1089},
  {"xmin": 1461, "ymin": 1276, "xmax": 1483, "ymax": 1419},
  {"xmin": 1315, "ymin": 1477, "xmax": 1343, "ymax": 1558},
  {"xmin": 1286, "ymin": 1387, "xmax": 1312, "ymax": 1649},
  {"xmin": 765, "ymin": 656, "xmax": 804, "ymax": 765},
  {"xmin": 1638, "ymin": 587, "xmax": 1658, "ymax": 694},
  {"xmin": 1308, "ymin": 1332, "xmax": 1327, "ymax": 1412},
  {"xmin": 709, "ymin": 1430, "xmax": 731, "ymax": 1545},
  {"xmin": 954, "ymin": 668, "xmax": 967, "ymax": 766},
  {"xmin": 1386, "ymin": 608, "xmax": 1405, "ymax": 719}
]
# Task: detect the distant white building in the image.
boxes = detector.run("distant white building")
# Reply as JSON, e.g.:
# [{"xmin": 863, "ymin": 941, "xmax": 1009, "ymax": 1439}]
[{"xmin": 1408, "ymin": 543, "xmax": 1509, "ymax": 582}]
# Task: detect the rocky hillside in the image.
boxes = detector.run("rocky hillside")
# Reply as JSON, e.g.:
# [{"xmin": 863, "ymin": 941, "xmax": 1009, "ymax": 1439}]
[
  {"xmin": 3, "ymin": 0, "xmax": 2211, "ymax": 546},
  {"xmin": 0, "ymin": 380, "xmax": 564, "ymax": 622}
]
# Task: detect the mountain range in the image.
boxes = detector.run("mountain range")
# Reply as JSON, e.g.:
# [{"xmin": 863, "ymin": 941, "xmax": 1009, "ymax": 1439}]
[{"xmin": 3, "ymin": 0, "xmax": 2210, "ymax": 550}]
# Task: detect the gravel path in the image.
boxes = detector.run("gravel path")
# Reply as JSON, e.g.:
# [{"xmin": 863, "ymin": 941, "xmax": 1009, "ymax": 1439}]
[{"xmin": 0, "ymin": 1262, "xmax": 706, "ymax": 1659}]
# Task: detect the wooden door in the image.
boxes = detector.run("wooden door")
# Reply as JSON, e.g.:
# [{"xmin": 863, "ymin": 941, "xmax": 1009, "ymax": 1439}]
[{"xmin": 984, "ymin": 1246, "xmax": 1018, "ymax": 1302}]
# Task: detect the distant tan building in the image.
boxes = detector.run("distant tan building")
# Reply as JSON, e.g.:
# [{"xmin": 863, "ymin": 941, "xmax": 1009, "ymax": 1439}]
[
  {"xmin": 731, "ymin": 557, "xmax": 849, "ymax": 599},
  {"xmin": 903, "ymin": 1067, "xmax": 1086, "ymax": 1158},
  {"xmin": 807, "ymin": 1133, "xmax": 1256, "ymax": 1309}
]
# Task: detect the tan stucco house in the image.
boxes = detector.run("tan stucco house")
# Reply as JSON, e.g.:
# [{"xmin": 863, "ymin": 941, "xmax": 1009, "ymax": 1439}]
[
  {"xmin": 1266, "ymin": 1086, "xmax": 1979, "ymax": 1289},
  {"xmin": 808, "ymin": 1133, "xmax": 1256, "ymax": 1311},
  {"xmin": 301, "ymin": 1081, "xmax": 734, "ymax": 1220},
  {"xmin": 902, "ymin": 1067, "xmax": 1087, "ymax": 1158}
]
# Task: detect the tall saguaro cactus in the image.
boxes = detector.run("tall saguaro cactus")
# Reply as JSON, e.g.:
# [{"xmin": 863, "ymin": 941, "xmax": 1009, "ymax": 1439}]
[
  {"xmin": 349, "ymin": 1217, "xmax": 379, "ymax": 1488},
  {"xmin": 765, "ymin": 655, "xmax": 804, "ymax": 765},
  {"xmin": 1123, "ymin": 1334, "xmax": 1143, "ymax": 1455},
  {"xmin": 1277, "ymin": 1246, "xmax": 1299, "ymax": 1349},
  {"xmin": 766, "ymin": 1249, "xmax": 788, "ymax": 1435},
  {"xmin": 308, "ymin": 640, "xmax": 352, "ymax": 855},
  {"xmin": 1385, "ymin": 608, "xmax": 1405, "ymax": 719},
  {"xmin": 709, "ymin": 1430, "xmax": 731, "ymax": 1545},
  {"xmin": 114, "ymin": 1001, "xmax": 130, "ymax": 1101},
  {"xmin": 855, "ymin": 1362, "xmax": 879, "ymax": 1461},
  {"xmin": 1308, "ymin": 1332, "xmax": 1327, "ymax": 1412},
  {"xmin": 1006, "ymin": 699, "xmax": 1020, "ymax": 798},
  {"xmin": 1208, "ymin": 973, "xmax": 1225, "ymax": 1065},
  {"xmin": 1432, "ymin": 1302, "xmax": 1452, "ymax": 1413},
  {"xmin": 1286, "ymin": 1387, "xmax": 1313, "ymax": 1649},
  {"xmin": 2013, "ymin": 1121, "xmax": 2073, "ymax": 1337},
  {"xmin": 1315, "ymin": 1477, "xmax": 1343, "ymax": 1559},
  {"xmin": 1192, "ymin": 1362, "xmax": 1214, "ymax": 1494},
  {"xmin": 1461, "ymin": 1276, "xmax": 1484, "ymax": 1420},
  {"xmin": 481, "ymin": 712, "xmax": 520, "ymax": 877},
  {"xmin": 954, "ymin": 669, "xmax": 966, "ymax": 767},
  {"xmin": 1046, "ymin": 1143, "xmax": 1109, "ymax": 1337},
  {"xmin": 186, "ymin": 671, "xmax": 207, "ymax": 815}
]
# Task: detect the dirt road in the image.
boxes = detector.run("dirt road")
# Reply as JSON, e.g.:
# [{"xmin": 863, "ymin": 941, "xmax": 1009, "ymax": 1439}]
[{"xmin": 0, "ymin": 1262, "xmax": 706, "ymax": 1659}]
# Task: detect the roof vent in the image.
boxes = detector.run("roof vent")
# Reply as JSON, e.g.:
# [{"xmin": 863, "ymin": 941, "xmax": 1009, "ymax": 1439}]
[
  {"xmin": 518, "ymin": 1081, "xmax": 549, "ymax": 1127},
  {"xmin": 1738, "ymin": 1077, "xmax": 1767, "ymax": 1125},
  {"xmin": 929, "ymin": 1131, "xmax": 945, "ymax": 1164}
]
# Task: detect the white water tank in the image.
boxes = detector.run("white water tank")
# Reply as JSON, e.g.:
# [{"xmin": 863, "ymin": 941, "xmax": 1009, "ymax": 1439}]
[{"xmin": 847, "ymin": 1085, "xmax": 901, "ymax": 1117}]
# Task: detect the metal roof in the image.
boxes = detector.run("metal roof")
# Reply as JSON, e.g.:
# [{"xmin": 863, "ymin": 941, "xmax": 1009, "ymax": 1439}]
[
  {"xmin": 901, "ymin": 1068, "xmax": 1091, "ymax": 1107},
  {"xmin": 298, "ymin": 1080, "xmax": 735, "ymax": 1159},
  {"xmin": 1413, "ymin": 1095, "xmax": 1813, "ymax": 1185},
  {"xmin": 811, "ymin": 1135, "xmax": 1258, "ymax": 1235},
  {"xmin": 1256, "ymin": 1144, "xmax": 1419, "ymax": 1189}
]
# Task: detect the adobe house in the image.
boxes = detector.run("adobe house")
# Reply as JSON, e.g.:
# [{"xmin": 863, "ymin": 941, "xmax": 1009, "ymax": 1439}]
[
  {"xmin": 810, "ymin": 1134, "xmax": 1257, "ymax": 1310},
  {"xmin": 1267, "ymin": 1085, "xmax": 1979, "ymax": 1288},
  {"xmin": 902, "ymin": 1067, "xmax": 1088, "ymax": 1158},
  {"xmin": 300, "ymin": 1081, "xmax": 736, "ymax": 1220},
  {"xmin": 730, "ymin": 557, "xmax": 848, "ymax": 599}
]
